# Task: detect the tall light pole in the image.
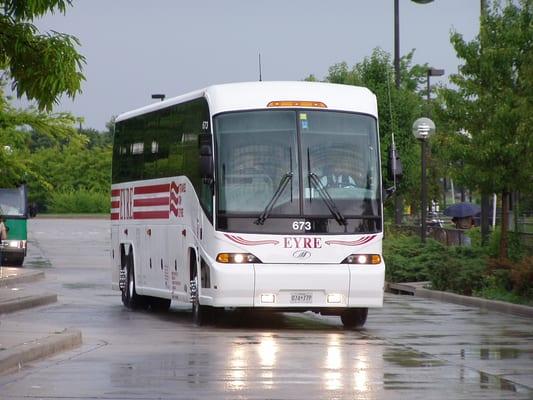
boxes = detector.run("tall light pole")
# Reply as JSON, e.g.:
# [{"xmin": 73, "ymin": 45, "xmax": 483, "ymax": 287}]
[
  {"xmin": 413, "ymin": 118, "xmax": 436, "ymax": 243},
  {"xmin": 427, "ymin": 67, "xmax": 445, "ymax": 103},
  {"xmin": 393, "ymin": 0, "xmax": 435, "ymax": 225}
]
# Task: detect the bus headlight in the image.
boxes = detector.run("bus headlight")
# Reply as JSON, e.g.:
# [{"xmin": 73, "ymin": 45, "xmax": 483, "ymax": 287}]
[
  {"xmin": 342, "ymin": 254, "xmax": 381, "ymax": 265},
  {"xmin": 216, "ymin": 253, "xmax": 262, "ymax": 264}
]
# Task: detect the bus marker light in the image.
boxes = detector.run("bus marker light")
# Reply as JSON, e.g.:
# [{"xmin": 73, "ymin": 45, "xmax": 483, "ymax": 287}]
[
  {"xmin": 267, "ymin": 101, "xmax": 327, "ymax": 108},
  {"xmin": 261, "ymin": 294, "xmax": 275, "ymax": 303},
  {"xmin": 342, "ymin": 254, "xmax": 381, "ymax": 265},
  {"xmin": 327, "ymin": 293, "xmax": 342, "ymax": 303}
]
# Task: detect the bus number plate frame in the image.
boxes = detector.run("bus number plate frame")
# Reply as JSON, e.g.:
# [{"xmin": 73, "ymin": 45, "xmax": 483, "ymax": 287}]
[{"xmin": 290, "ymin": 292, "xmax": 313, "ymax": 304}]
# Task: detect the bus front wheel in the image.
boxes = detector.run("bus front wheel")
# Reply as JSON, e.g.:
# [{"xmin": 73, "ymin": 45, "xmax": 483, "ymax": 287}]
[
  {"xmin": 340, "ymin": 308, "xmax": 368, "ymax": 329},
  {"xmin": 190, "ymin": 276, "xmax": 205, "ymax": 325}
]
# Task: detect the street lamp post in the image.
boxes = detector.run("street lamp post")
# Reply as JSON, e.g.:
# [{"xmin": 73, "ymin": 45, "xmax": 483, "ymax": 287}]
[
  {"xmin": 412, "ymin": 118, "xmax": 436, "ymax": 243},
  {"xmin": 427, "ymin": 67, "xmax": 445, "ymax": 103},
  {"xmin": 393, "ymin": 0, "xmax": 435, "ymax": 225}
]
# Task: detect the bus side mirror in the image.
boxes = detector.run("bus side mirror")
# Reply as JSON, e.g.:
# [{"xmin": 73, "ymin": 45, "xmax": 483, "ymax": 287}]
[
  {"xmin": 199, "ymin": 134, "xmax": 213, "ymax": 181},
  {"xmin": 383, "ymin": 184, "xmax": 396, "ymax": 201},
  {"xmin": 387, "ymin": 145, "xmax": 403, "ymax": 181}
]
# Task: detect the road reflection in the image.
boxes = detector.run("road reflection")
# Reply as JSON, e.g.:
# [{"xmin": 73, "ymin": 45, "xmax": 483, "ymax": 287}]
[
  {"xmin": 226, "ymin": 343, "xmax": 247, "ymax": 391},
  {"xmin": 324, "ymin": 333, "xmax": 343, "ymax": 391},
  {"xmin": 354, "ymin": 353, "xmax": 369, "ymax": 393},
  {"xmin": 258, "ymin": 333, "xmax": 278, "ymax": 389}
]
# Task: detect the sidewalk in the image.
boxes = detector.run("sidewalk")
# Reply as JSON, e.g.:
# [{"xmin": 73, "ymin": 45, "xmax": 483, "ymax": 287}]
[
  {"xmin": 387, "ymin": 281, "xmax": 533, "ymax": 319},
  {"xmin": 0, "ymin": 266, "xmax": 82, "ymax": 375}
]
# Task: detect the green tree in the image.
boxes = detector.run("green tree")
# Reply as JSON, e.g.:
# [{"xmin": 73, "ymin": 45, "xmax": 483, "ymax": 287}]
[
  {"xmin": 0, "ymin": 0, "xmax": 85, "ymax": 111},
  {"xmin": 29, "ymin": 135, "xmax": 111, "ymax": 210},
  {"xmin": 437, "ymin": 0, "xmax": 533, "ymax": 259},
  {"xmin": 307, "ymin": 49, "xmax": 430, "ymax": 215},
  {"xmin": 0, "ymin": 81, "xmax": 78, "ymax": 188}
]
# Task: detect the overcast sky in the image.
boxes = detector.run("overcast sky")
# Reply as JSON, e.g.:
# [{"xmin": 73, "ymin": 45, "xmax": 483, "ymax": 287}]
[{"xmin": 16, "ymin": 0, "xmax": 480, "ymax": 131}]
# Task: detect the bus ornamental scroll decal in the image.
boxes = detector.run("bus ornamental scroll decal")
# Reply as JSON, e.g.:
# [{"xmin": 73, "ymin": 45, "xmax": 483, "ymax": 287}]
[
  {"xmin": 224, "ymin": 234, "xmax": 279, "ymax": 246},
  {"xmin": 324, "ymin": 235, "xmax": 376, "ymax": 246}
]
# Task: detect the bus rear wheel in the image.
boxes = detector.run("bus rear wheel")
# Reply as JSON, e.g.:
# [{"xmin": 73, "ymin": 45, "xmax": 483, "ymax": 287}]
[
  {"xmin": 122, "ymin": 251, "xmax": 145, "ymax": 309},
  {"xmin": 340, "ymin": 308, "xmax": 368, "ymax": 329}
]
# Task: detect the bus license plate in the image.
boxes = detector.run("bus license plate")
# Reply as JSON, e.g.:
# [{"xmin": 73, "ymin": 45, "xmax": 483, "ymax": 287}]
[{"xmin": 290, "ymin": 292, "xmax": 313, "ymax": 304}]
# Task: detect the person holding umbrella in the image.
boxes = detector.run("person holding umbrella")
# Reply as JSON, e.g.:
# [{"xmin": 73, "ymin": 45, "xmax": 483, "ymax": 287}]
[
  {"xmin": 444, "ymin": 202, "xmax": 480, "ymax": 229},
  {"xmin": 444, "ymin": 202, "xmax": 481, "ymax": 246},
  {"xmin": 451, "ymin": 216, "xmax": 475, "ymax": 229}
]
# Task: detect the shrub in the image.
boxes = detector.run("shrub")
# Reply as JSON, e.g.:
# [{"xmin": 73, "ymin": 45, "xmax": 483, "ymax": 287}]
[
  {"xmin": 384, "ymin": 224, "xmax": 533, "ymax": 304},
  {"xmin": 48, "ymin": 189, "xmax": 109, "ymax": 214},
  {"xmin": 509, "ymin": 256, "xmax": 533, "ymax": 298},
  {"xmin": 383, "ymin": 233, "xmax": 445, "ymax": 283},
  {"xmin": 488, "ymin": 230, "xmax": 525, "ymax": 262}
]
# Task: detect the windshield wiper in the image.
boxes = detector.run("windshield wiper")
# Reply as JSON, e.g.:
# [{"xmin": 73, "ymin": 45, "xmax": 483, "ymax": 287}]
[
  {"xmin": 308, "ymin": 172, "xmax": 347, "ymax": 226},
  {"xmin": 255, "ymin": 172, "xmax": 293, "ymax": 225}
]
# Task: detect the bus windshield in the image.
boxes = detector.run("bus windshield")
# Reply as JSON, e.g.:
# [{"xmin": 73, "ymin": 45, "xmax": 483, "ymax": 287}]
[
  {"xmin": 0, "ymin": 186, "xmax": 27, "ymax": 217},
  {"xmin": 214, "ymin": 109, "xmax": 380, "ymax": 233}
]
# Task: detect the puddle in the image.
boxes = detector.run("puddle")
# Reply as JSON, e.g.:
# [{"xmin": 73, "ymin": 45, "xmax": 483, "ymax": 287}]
[
  {"xmin": 24, "ymin": 258, "xmax": 52, "ymax": 269},
  {"xmin": 479, "ymin": 371, "xmax": 517, "ymax": 392},
  {"xmin": 384, "ymin": 348, "xmax": 446, "ymax": 368},
  {"xmin": 479, "ymin": 347, "xmax": 526, "ymax": 360}
]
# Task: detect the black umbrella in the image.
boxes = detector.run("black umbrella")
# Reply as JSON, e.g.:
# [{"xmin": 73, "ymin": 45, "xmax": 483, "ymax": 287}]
[{"xmin": 443, "ymin": 202, "xmax": 481, "ymax": 218}]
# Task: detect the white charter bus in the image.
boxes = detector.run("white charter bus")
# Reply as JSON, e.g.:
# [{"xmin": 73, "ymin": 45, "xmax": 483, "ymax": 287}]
[{"xmin": 111, "ymin": 81, "xmax": 384, "ymax": 328}]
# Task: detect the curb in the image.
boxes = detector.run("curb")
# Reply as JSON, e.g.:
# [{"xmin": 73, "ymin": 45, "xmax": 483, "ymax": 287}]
[
  {"xmin": 0, "ymin": 293, "xmax": 57, "ymax": 314},
  {"xmin": 386, "ymin": 282, "xmax": 533, "ymax": 319},
  {"xmin": 0, "ymin": 329, "xmax": 82, "ymax": 375},
  {"xmin": 0, "ymin": 270, "xmax": 45, "ymax": 287}
]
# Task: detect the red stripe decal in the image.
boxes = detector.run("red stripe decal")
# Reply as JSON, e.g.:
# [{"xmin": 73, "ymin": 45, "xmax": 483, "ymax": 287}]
[
  {"xmin": 110, "ymin": 213, "xmax": 119, "ymax": 220},
  {"xmin": 134, "ymin": 184, "xmax": 170, "ymax": 195},
  {"xmin": 133, "ymin": 211, "xmax": 169, "ymax": 219},
  {"xmin": 111, "ymin": 189, "xmax": 120, "ymax": 197},
  {"xmin": 111, "ymin": 201, "xmax": 119, "ymax": 209},
  {"xmin": 224, "ymin": 234, "xmax": 279, "ymax": 246},
  {"xmin": 134, "ymin": 197, "xmax": 169, "ymax": 207}
]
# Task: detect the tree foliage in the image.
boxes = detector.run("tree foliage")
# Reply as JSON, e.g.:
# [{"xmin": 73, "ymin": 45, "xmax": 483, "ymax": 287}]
[
  {"xmin": 437, "ymin": 0, "xmax": 533, "ymax": 258},
  {"xmin": 29, "ymin": 138, "xmax": 111, "ymax": 210},
  {"xmin": 0, "ymin": 80, "xmax": 79, "ymax": 188},
  {"xmin": 306, "ymin": 49, "xmax": 430, "ymax": 212},
  {"xmin": 0, "ymin": 0, "xmax": 85, "ymax": 111},
  {"xmin": 438, "ymin": 0, "xmax": 532, "ymax": 195}
]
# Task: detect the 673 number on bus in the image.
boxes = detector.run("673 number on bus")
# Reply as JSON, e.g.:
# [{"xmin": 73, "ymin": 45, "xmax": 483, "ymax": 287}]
[{"xmin": 292, "ymin": 221, "xmax": 311, "ymax": 231}]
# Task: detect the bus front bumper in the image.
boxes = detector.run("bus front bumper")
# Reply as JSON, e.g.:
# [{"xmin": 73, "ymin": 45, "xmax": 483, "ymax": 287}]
[
  {"xmin": 1, "ymin": 240, "xmax": 27, "ymax": 255},
  {"xmin": 203, "ymin": 262, "xmax": 385, "ymax": 309}
]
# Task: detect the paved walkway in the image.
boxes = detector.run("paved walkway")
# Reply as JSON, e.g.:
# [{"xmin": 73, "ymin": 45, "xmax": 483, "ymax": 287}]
[{"xmin": 0, "ymin": 266, "xmax": 82, "ymax": 374}]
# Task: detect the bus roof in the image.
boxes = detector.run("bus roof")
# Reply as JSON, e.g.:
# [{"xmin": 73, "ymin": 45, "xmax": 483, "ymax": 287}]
[{"xmin": 115, "ymin": 81, "xmax": 377, "ymax": 123}]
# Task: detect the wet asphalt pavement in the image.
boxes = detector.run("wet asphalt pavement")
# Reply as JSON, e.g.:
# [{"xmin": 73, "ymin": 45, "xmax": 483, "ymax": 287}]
[{"xmin": 0, "ymin": 218, "xmax": 531, "ymax": 399}]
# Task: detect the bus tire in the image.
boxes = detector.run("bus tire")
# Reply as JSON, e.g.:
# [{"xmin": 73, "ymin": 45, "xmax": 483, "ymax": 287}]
[
  {"xmin": 122, "ymin": 250, "xmax": 145, "ymax": 309},
  {"xmin": 340, "ymin": 308, "xmax": 368, "ymax": 329},
  {"xmin": 10, "ymin": 254, "xmax": 24, "ymax": 266},
  {"xmin": 191, "ymin": 276, "xmax": 203, "ymax": 325},
  {"xmin": 191, "ymin": 275, "xmax": 213, "ymax": 326}
]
